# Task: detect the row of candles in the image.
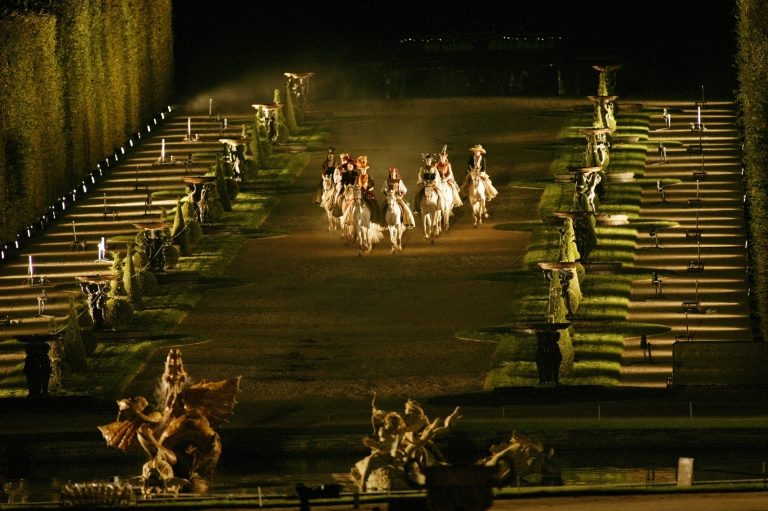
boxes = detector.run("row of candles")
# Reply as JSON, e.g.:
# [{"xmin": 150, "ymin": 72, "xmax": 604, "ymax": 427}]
[{"xmin": 1, "ymin": 106, "xmax": 174, "ymax": 264}]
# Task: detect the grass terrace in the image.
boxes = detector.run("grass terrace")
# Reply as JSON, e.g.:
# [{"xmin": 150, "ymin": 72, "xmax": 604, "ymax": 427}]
[{"xmin": 475, "ymin": 109, "xmax": 671, "ymax": 388}]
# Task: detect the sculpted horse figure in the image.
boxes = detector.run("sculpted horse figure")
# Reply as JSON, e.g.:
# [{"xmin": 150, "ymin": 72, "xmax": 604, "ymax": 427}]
[
  {"xmin": 382, "ymin": 188, "xmax": 405, "ymax": 253},
  {"xmin": 468, "ymin": 167, "xmax": 487, "ymax": 227},
  {"xmin": 320, "ymin": 174, "xmax": 340, "ymax": 234},
  {"xmin": 419, "ymin": 182, "xmax": 442, "ymax": 243},
  {"xmin": 341, "ymin": 185, "xmax": 383, "ymax": 255}
]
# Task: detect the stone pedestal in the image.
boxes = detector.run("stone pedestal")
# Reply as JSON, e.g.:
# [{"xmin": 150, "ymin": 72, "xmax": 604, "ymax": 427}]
[
  {"xmin": 525, "ymin": 322, "xmax": 571, "ymax": 386},
  {"xmin": 18, "ymin": 334, "xmax": 55, "ymax": 398}
]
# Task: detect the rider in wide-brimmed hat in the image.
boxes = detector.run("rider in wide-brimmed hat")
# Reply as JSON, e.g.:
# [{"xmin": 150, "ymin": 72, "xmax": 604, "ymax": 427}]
[{"xmin": 461, "ymin": 144, "xmax": 498, "ymax": 207}]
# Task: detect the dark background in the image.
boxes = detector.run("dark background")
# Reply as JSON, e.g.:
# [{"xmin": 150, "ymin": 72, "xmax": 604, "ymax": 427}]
[{"xmin": 172, "ymin": 0, "xmax": 738, "ymax": 102}]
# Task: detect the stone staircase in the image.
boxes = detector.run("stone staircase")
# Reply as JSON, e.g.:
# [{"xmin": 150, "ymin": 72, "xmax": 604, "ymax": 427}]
[
  {"xmin": 0, "ymin": 112, "xmax": 253, "ymax": 388},
  {"xmin": 621, "ymin": 101, "xmax": 751, "ymax": 387}
]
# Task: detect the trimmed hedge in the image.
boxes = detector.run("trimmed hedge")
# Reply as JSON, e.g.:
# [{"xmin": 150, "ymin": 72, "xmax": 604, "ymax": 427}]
[
  {"xmin": 736, "ymin": 0, "xmax": 768, "ymax": 342},
  {"xmin": 0, "ymin": 1, "xmax": 173, "ymax": 240}
]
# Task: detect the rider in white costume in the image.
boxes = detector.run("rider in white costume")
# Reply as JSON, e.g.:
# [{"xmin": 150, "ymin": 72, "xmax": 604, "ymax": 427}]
[
  {"xmin": 384, "ymin": 167, "xmax": 415, "ymax": 228},
  {"xmin": 461, "ymin": 144, "xmax": 498, "ymax": 201},
  {"xmin": 414, "ymin": 153, "xmax": 444, "ymax": 213},
  {"xmin": 436, "ymin": 145, "xmax": 463, "ymax": 208}
]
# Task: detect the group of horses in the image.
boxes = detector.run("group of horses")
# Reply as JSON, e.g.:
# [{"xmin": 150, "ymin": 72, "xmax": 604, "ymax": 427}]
[{"xmin": 317, "ymin": 169, "xmax": 489, "ymax": 255}]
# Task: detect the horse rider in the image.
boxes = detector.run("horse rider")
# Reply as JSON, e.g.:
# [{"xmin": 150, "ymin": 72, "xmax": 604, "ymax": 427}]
[
  {"xmin": 333, "ymin": 154, "xmax": 359, "ymax": 216},
  {"xmin": 355, "ymin": 155, "xmax": 381, "ymax": 224},
  {"xmin": 436, "ymin": 145, "xmax": 463, "ymax": 208},
  {"xmin": 461, "ymin": 144, "xmax": 498, "ymax": 201},
  {"xmin": 383, "ymin": 167, "xmax": 415, "ymax": 228},
  {"xmin": 413, "ymin": 153, "xmax": 443, "ymax": 213},
  {"xmin": 314, "ymin": 146, "xmax": 336, "ymax": 204},
  {"xmin": 333, "ymin": 152, "xmax": 353, "ymax": 197}
]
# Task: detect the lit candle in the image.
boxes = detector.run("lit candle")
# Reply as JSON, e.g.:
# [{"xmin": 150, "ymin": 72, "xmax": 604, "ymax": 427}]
[
  {"xmin": 209, "ymin": 98, "xmax": 213, "ymax": 116},
  {"xmin": 187, "ymin": 117, "xmax": 191, "ymax": 139},
  {"xmin": 72, "ymin": 220, "xmax": 77, "ymax": 241},
  {"xmin": 697, "ymin": 106, "xmax": 701, "ymax": 127},
  {"xmin": 161, "ymin": 139, "xmax": 166, "ymax": 162},
  {"xmin": 224, "ymin": 118, "xmax": 228, "ymax": 129},
  {"xmin": 28, "ymin": 255, "xmax": 33, "ymax": 276}
]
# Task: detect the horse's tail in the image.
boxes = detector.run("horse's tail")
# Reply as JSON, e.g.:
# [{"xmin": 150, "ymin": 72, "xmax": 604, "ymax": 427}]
[{"xmin": 368, "ymin": 223, "xmax": 385, "ymax": 244}]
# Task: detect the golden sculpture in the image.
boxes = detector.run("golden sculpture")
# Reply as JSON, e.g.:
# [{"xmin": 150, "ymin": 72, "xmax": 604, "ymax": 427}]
[
  {"xmin": 98, "ymin": 349, "xmax": 240, "ymax": 496},
  {"xmin": 351, "ymin": 395, "xmax": 461, "ymax": 491}
]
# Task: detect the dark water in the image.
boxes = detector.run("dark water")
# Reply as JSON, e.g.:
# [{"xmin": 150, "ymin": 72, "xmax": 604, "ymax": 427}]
[{"xmin": 2, "ymin": 431, "xmax": 766, "ymax": 503}]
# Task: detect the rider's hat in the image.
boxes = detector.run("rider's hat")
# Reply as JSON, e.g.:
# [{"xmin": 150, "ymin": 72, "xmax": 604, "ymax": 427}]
[
  {"xmin": 422, "ymin": 153, "xmax": 434, "ymax": 162},
  {"xmin": 388, "ymin": 167, "xmax": 400, "ymax": 178},
  {"xmin": 440, "ymin": 145, "xmax": 448, "ymax": 155},
  {"xmin": 469, "ymin": 144, "xmax": 486, "ymax": 154},
  {"xmin": 328, "ymin": 146, "xmax": 335, "ymax": 153},
  {"xmin": 339, "ymin": 152, "xmax": 350, "ymax": 161},
  {"xmin": 356, "ymin": 155, "xmax": 368, "ymax": 168}
]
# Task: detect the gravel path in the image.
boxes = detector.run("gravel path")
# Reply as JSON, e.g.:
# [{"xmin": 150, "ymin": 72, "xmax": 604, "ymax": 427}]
[{"xmin": 125, "ymin": 97, "xmax": 580, "ymax": 425}]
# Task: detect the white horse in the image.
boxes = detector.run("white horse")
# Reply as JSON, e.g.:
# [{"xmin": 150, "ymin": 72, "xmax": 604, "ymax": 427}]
[
  {"xmin": 419, "ymin": 183, "xmax": 442, "ymax": 243},
  {"xmin": 320, "ymin": 174, "xmax": 340, "ymax": 233},
  {"xmin": 382, "ymin": 188, "xmax": 405, "ymax": 253},
  {"xmin": 468, "ymin": 168, "xmax": 487, "ymax": 227},
  {"xmin": 435, "ymin": 176, "xmax": 454, "ymax": 233},
  {"xmin": 341, "ymin": 185, "xmax": 383, "ymax": 255}
]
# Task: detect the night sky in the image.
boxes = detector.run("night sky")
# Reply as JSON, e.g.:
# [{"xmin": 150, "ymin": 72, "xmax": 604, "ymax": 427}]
[{"xmin": 172, "ymin": 0, "xmax": 738, "ymax": 100}]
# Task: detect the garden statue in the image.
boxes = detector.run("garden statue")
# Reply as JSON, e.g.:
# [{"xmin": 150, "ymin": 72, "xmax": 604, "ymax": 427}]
[
  {"xmin": 477, "ymin": 431, "xmax": 558, "ymax": 486},
  {"xmin": 183, "ymin": 176, "xmax": 219, "ymax": 225},
  {"xmin": 98, "ymin": 349, "xmax": 240, "ymax": 495},
  {"xmin": 350, "ymin": 395, "xmax": 461, "ymax": 492},
  {"xmin": 134, "ymin": 226, "xmax": 169, "ymax": 273},
  {"xmin": 79, "ymin": 281, "xmax": 109, "ymax": 329},
  {"xmin": 588, "ymin": 95, "xmax": 617, "ymax": 134},
  {"xmin": 581, "ymin": 127, "xmax": 610, "ymax": 168},
  {"xmin": 198, "ymin": 182, "xmax": 218, "ymax": 223},
  {"xmin": 569, "ymin": 167, "xmax": 601, "ymax": 214},
  {"xmin": 284, "ymin": 72, "xmax": 314, "ymax": 111}
]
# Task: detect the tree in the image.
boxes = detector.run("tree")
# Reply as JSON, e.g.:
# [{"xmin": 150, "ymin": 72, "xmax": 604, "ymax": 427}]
[
  {"xmin": 123, "ymin": 242, "xmax": 142, "ymax": 309},
  {"xmin": 284, "ymin": 81, "xmax": 298, "ymax": 132},
  {"xmin": 62, "ymin": 297, "xmax": 87, "ymax": 372}
]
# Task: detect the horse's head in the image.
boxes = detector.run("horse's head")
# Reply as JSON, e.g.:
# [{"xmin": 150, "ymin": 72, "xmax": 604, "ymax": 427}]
[
  {"xmin": 470, "ymin": 167, "xmax": 481, "ymax": 182},
  {"xmin": 384, "ymin": 188, "xmax": 397, "ymax": 206},
  {"xmin": 322, "ymin": 174, "xmax": 333, "ymax": 190},
  {"xmin": 344, "ymin": 184, "xmax": 362, "ymax": 202}
]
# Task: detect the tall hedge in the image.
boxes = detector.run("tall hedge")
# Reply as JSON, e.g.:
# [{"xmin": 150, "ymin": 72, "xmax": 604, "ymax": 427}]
[
  {"xmin": 0, "ymin": 1, "xmax": 173, "ymax": 241},
  {"xmin": 736, "ymin": 0, "xmax": 768, "ymax": 341},
  {"xmin": 0, "ymin": 11, "xmax": 66, "ymax": 238}
]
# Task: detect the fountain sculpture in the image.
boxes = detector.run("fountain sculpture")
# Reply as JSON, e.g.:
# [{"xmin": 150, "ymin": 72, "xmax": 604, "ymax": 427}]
[{"xmin": 98, "ymin": 349, "xmax": 240, "ymax": 495}]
